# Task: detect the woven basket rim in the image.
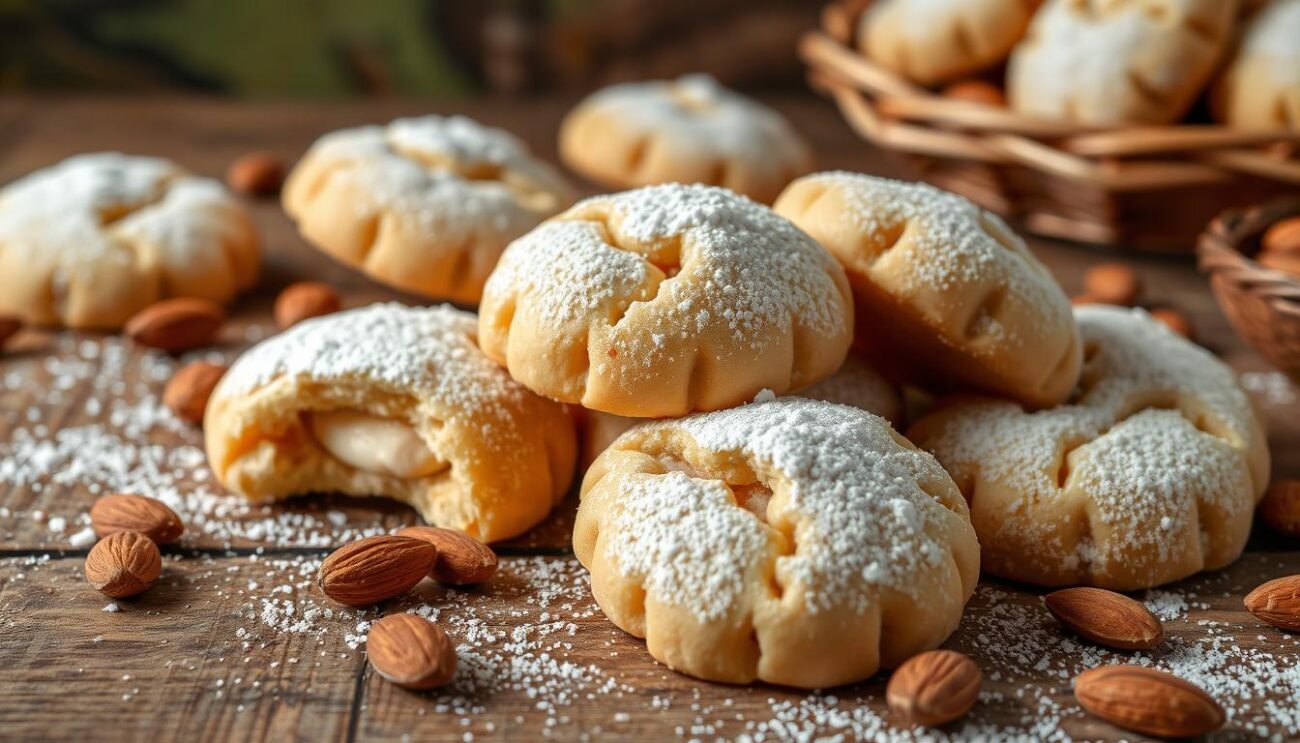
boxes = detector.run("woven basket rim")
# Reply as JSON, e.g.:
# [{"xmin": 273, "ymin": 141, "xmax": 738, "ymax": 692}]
[{"xmin": 1198, "ymin": 197, "xmax": 1300, "ymax": 306}]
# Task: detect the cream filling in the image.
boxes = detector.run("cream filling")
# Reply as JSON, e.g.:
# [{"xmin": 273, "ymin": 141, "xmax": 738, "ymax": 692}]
[{"xmin": 309, "ymin": 409, "xmax": 447, "ymax": 479}]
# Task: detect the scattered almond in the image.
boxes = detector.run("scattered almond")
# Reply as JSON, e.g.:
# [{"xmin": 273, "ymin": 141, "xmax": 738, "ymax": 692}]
[
  {"xmin": 1083, "ymin": 262, "xmax": 1141, "ymax": 306},
  {"xmin": 1244, "ymin": 574, "xmax": 1300, "ymax": 632},
  {"xmin": 163, "ymin": 361, "xmax": 227, "ymax": 425},
  {"xmin": 396, "ymin": 526, "xmax": 498, "ymax": 586},
  {"xmin": 1149, "ymin": 307, "xmax": 1193, "ymax": 339},
  {"xmin": 1074, "ymin": 665, "xmax": 1223, "ymax": 738},
  {"xmin": 124, "ymin": 298, "xmax": 225, "ymax": 352},
  {"xmin": 84, "ymin": 531, "xmax": 162, "ymax": 598},
  {"xmin": 274, "ymin": 282, "xmax": 341, "ymax": 330},
  {"xmin": 366, "ymin": 613, "xmax": 458, "ymax": 690},
  {"xmin": 1261, "ymin": 215, "xmax": 1300, "ymax": 256},
  {"xmin": 227, "ymin": 151, "xmax": 286, "ymax": 196},
  {"xmin": 885, "ymin": 649, "xmax": 981, "ymax": 727},
  {"xmin": 317, "ymin": 535, "xmax": 437, "ymax": 607},
  {"xmin": 1044, "ymin": 587, "xmax": 1163, "ymax": 650},
  {"xmin": 0, "ymin": 313, "xmax": 22, "ymax": 350},
  {"xmin": 941, "ymin": 80, "xmax": 1006, "ymax": 107},
  {"xmin": 90, "ymin": 493, "xmax": 185, "ymax": 544},
  {"xmin": 1260, "ymin": 480, "xmax": 1300, "ymax": 538}
]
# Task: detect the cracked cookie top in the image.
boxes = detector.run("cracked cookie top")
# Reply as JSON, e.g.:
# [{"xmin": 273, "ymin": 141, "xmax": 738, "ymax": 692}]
[{"xmin": 478, "ymin": 184, "xmax": 854, "ymax": 417}]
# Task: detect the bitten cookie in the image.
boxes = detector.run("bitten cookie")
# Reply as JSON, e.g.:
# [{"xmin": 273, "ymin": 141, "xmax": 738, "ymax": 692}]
[
  {"xmin": 479, "ymin": 184, "xmax": 854, "ymax": 417},
  {"xmin": 0, "ymin": 153, "xmax": 258, "ymax": 329},
  {"xmin": 858, "ymin": 0, "xmax": 1037, "ymax": 85},
  {"xmin": 558, "ymin": 75, "xmax": 814, "ymax": 204},
  {"xmin": 1007, "ymin": 0, "xmax": 1236, "ymax": 124},
  {"xmin": 283, "ymin": 116, "xmax": 574, "ymax": 305},
  {"xmin": 1215, "ymin": 0, "xmax": 1300, "ymax": 130},
  {"xmin": 773, "ymin": 172, "xmax": 1080, "ymax": 409},
  {"xmin": 575, "ymin": 398, "xmax": 979, "ymax": 688},
  {"xmin": 909, "ymin": 306, "xmax": 1270, "ymax": 590},
  {"xmin": 205, "ymin": 303, "xmax": 576, "ymax": 543}
]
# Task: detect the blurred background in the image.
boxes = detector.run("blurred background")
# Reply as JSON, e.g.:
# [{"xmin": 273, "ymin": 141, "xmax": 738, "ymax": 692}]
[{"xmin": 0, "ymin": 0, "xmax": 817, "ymax": 97}]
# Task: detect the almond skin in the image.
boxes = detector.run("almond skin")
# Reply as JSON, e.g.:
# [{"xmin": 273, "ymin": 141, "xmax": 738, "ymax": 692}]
[
  {"xmin": 163, "ymin": 361, "xmax": 227, "ymax": 425},
  {"xmin": 1262, "ymin": 216, "xmax": 1300, "ymax": 256},
  {"xmin": 84, "ymin": 531, "xmax": 162, "ymax": 598},
  {"xmin": 227, "ymin": 151, "xmax": 286, "ymax": 196},
  {"xmin": 1149, "ymin": 307, "xmax": 1193, "ymax": 340},
  {"xmin": 941, "ymin": 80, "xmax": 1006, "ymax": 107},
  {"xmin": 1045, "ymin": 587, "xmax": 1163, "ymax": 650},
  {"xmin": 274, "ymin": 282, "xmax": 341, "ymax": 330},
  {"xmin": 367, "ymin": 613, "xmax": 457, "ymax": 690},
  {"xmin": 396, "ymin": 526, "xmax": 498, "ymax": 585},
  {"xmin": 1244, "ymin": 574, "xmax": 1300, "ymax": 632},
  {"xmin": 886, "ymin": 649, "xmax": 981, "ymax": 727},
  {"xmin": 318, "ymin": 536, "xmax": 437, "ymax": 607},
  {"xmin": 1260, "ymin": 481, "xmax": 1300, "ymax": 537},
  {"xmin": 0, "ymin": 313, "xmax": 22, "ymax": 349},
  {"xmin": 124, "ymin": 298, "xmax": 225, "ymax": 352},
  {"xmin": 1083, "ymin": 263, "xmax": 1141, "ymax": 306},
  {"xmin": 1074, "ymin": 665, "xmax": 1223, "ymax": 738},
  {"xmin": 90, "ymin": 493, "xmax": 185, "ymax": 544}
]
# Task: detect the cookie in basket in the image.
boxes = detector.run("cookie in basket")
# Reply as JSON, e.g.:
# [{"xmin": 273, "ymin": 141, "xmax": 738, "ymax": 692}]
[
  {"xmin": 558, "ymin": 75, "xmax": 814, "ymax": 204},
  {"xmin": 204, "ymin": 303, "xmax": 576, "ymax": 543},
  {"xmin": 478, "ymin": 184, "xmax": 854, "ymax": 418},
  {"xmin": 574, "ymin": 398, "xmax": 979, "ymax": 688},
  {"xmin": 1215, "ymin": 0, "xmax": 1300, "ymax": 130},
  {"xmin": 857, "ymin": 0, "xmax": 1037, "ymax": 86},
  {"xmin": 773, "ymin": 172, "xmax": 1080, "ymax": 409},
  {"xmin": 283, "ymin": 115, "xmax": 574, "ymax": 305},
  {"xmin": 0, "ymin": 153, "xmax": 258, "ymax": 329},
  {"xmin": 909, "ymin": 305, "xmax": 1270, "ymax": 590},
  {"xmin": 1007, "ymin": 0, "xmax": 1236, "ymax": 124}
]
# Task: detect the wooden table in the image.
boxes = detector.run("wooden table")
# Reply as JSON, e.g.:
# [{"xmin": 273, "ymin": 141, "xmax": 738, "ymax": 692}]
[{"xmin": 1, "ymin": 98, "xmax": 1297, "ymax": 742}]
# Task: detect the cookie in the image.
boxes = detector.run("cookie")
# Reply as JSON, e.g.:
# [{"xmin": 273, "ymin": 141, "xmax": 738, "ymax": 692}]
[
  {"xmin": 479, "ymin": 184, "xmax": 854, "ymax": 418},
  {"xmin": 858, "ymin": 0, "xmax": 1037, "ymax": 85},
  {"xmin": 205, "ymin": 303, "xmax": 576, "ymax": 543},
  {"xmin": 909, "ymin": 306, "xmax": 1270, "ymax": 590},
  {"xmin": 574, "ymin": 398, "xmax": 979, "ymax": 688},
  {"xmin": 1215, "ymin": 0, "xmax": 1300, "ymax": 130},
  {"xmin": 283, "ymin": 116, "xmax": 574, "ymax": 305},
  {"xmin": 1007, "ymin": 0, "xmax": 1236, "ymax": 124},
  {"xmin": 559, "ymin": 75, "xmax": 814, "ymax": 204},
  {"xmin": 773, "ymin": 172, "xmax": 1080, "ymax": 409},
  {"xmin": 0, "ymin": 153, "xmax": 258, "ymax": 329}
]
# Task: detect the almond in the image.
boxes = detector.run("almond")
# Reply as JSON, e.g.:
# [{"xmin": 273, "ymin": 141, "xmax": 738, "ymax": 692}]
[
  {"xmin": 84, "ymin": 531, "xmax": 162, "ymax": 598},
  {"xmin": 397, "ymin": 526, "xmax": 498, "ymax": 585},
  {"xmin": 0, "ymin": 313, "xmax": 22, "ymax": 349},
  {"xmin": 1261, "ymin": 215, "xmax": 1300, "ymax": 256},
  {"xmin": 367, "ymin": 613, "xmax": 457, "ymax": 690},
  {"xmin": 317, "ymin": 535, "xmax": 437, "ymax": 607},
  {"xmin": 274, "ymin": 282, "xmax": 341, "ymax": 330},
  {"xmin": 227, "ymin": 151, "xmax": 286, "ymax": 196},
  {"xmin": 1083, "ymin": 262, "xmax": 1141, "ymax": 306},
  {"xmin": 1074, "ymin": 665, "xmax": 1223, "ymax": 738},
  {"xmin": 125, "ymin": 298, "xmax": 225, "ymax": 352},
  {"xmin": 163, "ymin": 361, "xmax": 226, "ymax": 425},
  {"xmin": 885, "ymin": 649, "xmax": 981, "ymax": 727},
  {"xmin": 1244, "ymin": 574, "xmax": 1300, "ymax": 632},
  {"xmin": 941, "ymin": 80, "xmax": 1006, "ymax": 107},
  {"xmin": 90, "ymin": 493, "xmax": 185, "ymax": 544},
  {"xmin": 1149, "ymin": 307, "xmax": 1193, "ymax": 339},
  {"xmin": 1045, "ymin": 587, "xmax": 1163, "ymax": 650},
  {"xmin": 1257, "ymin": 248, "xmax": 1300, "ymax": 277},
  {"xmin": 1260, "ymin": 480, "xmax": 1300, "ymax": 537}
]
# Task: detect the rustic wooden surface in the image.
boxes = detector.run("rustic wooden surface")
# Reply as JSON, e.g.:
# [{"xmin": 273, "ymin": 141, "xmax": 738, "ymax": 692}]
[{"xmin": 0, "ymin": 98, "xmax": 1298, "ymax": 742}]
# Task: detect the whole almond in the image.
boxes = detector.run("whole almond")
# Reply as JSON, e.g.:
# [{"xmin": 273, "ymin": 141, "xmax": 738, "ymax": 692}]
[
  {"xmin": 1260, "ymin": 480, "xmax": 1300, "ymax": 537},
  {"xmin": 84, "ymin": 531, "xmax": 162, "ymax": 598},
  {"xmin": 0, "ymin": 313, "xmax": 22, "ymax": 349},
  {"xmin": 1045, "ymin": 587, "xmax": 1163, "ymax": 650},
  {"xmin": 1083, "ymin": 263, "xmax": 1141, "ymax": 306},
  {"xmin": 227, "ymin": 151, "xmax": 286, "ymax": 196},
  {"xmin": 1244, "ymin": 574, "xmax": 1300, "ymax": 632},
  {"xmin": 1261, "ymin": 215, "xmax": 1300, "ymax": 255},
  {"xmin": 163, "ymin": 361, "xmax": 227, "ymax": 425},
  {"xmin": 274, "ymin": 282, "xmax": 341, "ymax": 330},
  {"xmin": 125, "ymin": 298, "xmax": 225, "ymax": 352},
  {"xmin": 318, "ymin": 535, "xmax": 437, "ymax": 607},
  {"xmin": 397, "ymin": 526, "xmax": 498, "ymax": 585},
  {"xmin": 367, "ymin": 613, "xmax": 457, "ymax": 690},
  {"xmin": 886, "ymin": 649, "xmax": 981, "ymax": 727},
  {"xmin": 941, "ymin": 80, "xmax": 1006, "ymax": 107},
  {"xmin": 90, "ymin": 493, "xmax": 185, "ymax": 544},
  {"xmin": 1074, "ymin": 665, "xmax": 1223, "ymax": 738},
  {"xmin": 1149, "ymin": 307, "xmax": 1193, "ymax": 339},
  {"xmin": 1257, "ymin": 248, "xmax": 1300, "ymax": 277}
]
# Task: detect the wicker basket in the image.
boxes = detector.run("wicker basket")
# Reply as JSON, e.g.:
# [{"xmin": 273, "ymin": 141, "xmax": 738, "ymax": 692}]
[
  {"xmin": 1199, "ymin": 198, "xmax": 1300, "ymax": 379},
  {"xmin": 804, "ymin": 0, "xmax": 1300, "ymax": 252}
]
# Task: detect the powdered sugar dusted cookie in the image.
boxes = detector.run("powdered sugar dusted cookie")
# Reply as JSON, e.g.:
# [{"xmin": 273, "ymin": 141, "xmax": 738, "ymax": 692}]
[
  {"xmin": 774, "ymin": 172, "xmax": 1080, "ymax": 409},
  {"xmin": 859, "ymin": 0, "xmax": 1037, "ymax": 85},
  {"xmin": 478, "ymin": 184, "xmax": 854, "ymax": 418},
  {"xmin": 205, "ymin": 303, "xmax": 576, "ymax": 543},
  {"xmin": 0, "ymin": 153, "xmax": 258, "ymax": 329},
  {"xmin": 1215, "ymin": 0, "xmax": 1300, "ymax": 130},
  {"xmin": 283, "ymin": 116, "xmax": 574, "ymax": 305},
  {"xmin": 575, "ymin": 398, "xmax": 979, "ymax": 688},
  {"xmin": 559, "ymin": 75, "xmax": 814, "ymax": 204},
  {"xmin": 909, "ymin": 306, "xmax": 1270, "ymax": 590}
]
